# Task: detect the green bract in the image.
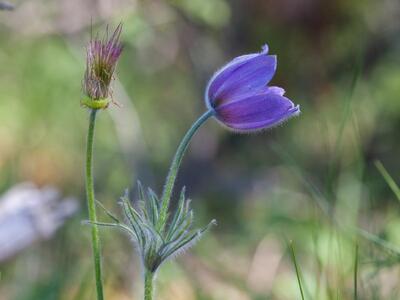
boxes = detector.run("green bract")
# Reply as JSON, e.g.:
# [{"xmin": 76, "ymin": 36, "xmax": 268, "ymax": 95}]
[{"xmin": 91, "ymin": 182, "xmax": 216, "ymax": 273}]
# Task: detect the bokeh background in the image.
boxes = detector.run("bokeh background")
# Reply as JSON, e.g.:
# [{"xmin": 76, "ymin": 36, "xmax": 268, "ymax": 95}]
[{"xmin": 1, "ymin": 0, "xmax": 400, "ymax": 299}]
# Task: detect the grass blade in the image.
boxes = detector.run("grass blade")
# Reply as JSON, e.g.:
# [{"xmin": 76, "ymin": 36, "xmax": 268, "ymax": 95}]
[
  {"xmin": 289, "ymin": 240, "xmax": 305, "ymax": 300},
  {"xmin": 374, "ymin": 160, "xmax": 400, "ymax": 203},
  {"xmin": 354, "ymin": 243, "xmax": 359, "ymax": 300}
]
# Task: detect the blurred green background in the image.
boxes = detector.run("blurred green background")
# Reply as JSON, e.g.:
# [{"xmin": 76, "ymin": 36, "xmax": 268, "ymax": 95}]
[{"xmin": 1, "ymin": 0, "xmax": 400, "ymax": 299}]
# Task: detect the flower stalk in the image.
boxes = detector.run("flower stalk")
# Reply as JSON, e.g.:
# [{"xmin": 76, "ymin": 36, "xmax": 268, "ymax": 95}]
[
  {"xmin": 156, "ymin": 109, "xmax": 215, "ymax": 232},
  {"xmin": 82, "ymin": 24, "xmax": 123, "ymax": 300},
  {"xmin": 144, "ymin": 270, "xmax": 154, "ymax": 300},
  {"xmin": 85, "ymin": 109, "xmax": 104, "ymax": 300}
]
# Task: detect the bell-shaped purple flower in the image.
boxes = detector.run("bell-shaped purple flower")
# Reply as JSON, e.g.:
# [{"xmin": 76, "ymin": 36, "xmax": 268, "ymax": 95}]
[
  {"xmin": 205, "ymin": 45, "xmax": 300, "ymax": 132},
  {"xmin": 83, "ymin": 24, "xmax": 123, "ymax": 102}
]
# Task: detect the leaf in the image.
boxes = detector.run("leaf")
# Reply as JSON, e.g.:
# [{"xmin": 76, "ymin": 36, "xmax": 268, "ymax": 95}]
[{"xmin": 95, "ymin": 199, "xmax": 121, "ymax": 223}]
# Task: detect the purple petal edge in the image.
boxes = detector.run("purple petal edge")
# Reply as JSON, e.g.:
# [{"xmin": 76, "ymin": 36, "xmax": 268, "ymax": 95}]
[
  {"xmin": 221, "ymin": 105, "xmax": 300, "ymax": 132},
  {"xmin": 214, "ymin": 92, "xmax": 300, "ymax": 132}
]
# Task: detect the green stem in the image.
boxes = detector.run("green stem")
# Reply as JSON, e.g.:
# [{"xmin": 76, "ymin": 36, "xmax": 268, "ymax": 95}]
[
  {"xmin": 144, "ymin": 271, "xmax": 154, "ymax": 300},
  {"xmin": 85, "ymin": 109, "xmax": 104, "ymax": 300},
  {"xmin": 156, "ymin": 109, "xmax": 215, "ymax": 232}
]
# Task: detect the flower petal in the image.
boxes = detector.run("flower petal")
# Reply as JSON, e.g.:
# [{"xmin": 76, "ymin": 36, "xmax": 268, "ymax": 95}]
[
  {"xmin": 215, "ymin": 92, "xmax": 300, "ymax": 132},
  {"xmin": 206, "ymin": 45, "xmax": 276, "ymax": 108}
]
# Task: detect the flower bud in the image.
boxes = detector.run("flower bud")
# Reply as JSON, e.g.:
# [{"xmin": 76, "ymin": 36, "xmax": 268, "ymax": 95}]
[{"xmin": 82, "ymin": 24, "xmax": 123, "ymax": 108}]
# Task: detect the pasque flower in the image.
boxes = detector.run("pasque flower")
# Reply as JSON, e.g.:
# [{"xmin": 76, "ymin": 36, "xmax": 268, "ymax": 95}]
[
  {"xmin": 205, "ymin": 44, "xmax": 300, "ymax": 132},
  {"xmin": 86, "ymin": 41, "xmax": 300, "ymax": 300},
  {"xmin": 82, "ymin": 24, "xmax": 123, "ymax": 107}
]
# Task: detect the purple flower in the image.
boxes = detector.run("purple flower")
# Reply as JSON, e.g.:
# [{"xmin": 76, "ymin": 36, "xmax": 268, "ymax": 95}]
[
  {"xmin": 205, "ymin": 45, "xmax": 300, "ymax": 132},
  {"xmin": 83, "ymin": 24, "xmax": 123, "ymax": 102}
]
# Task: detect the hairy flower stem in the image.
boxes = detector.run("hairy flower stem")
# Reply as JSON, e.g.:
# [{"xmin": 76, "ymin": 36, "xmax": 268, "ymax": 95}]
[
  {"xmin": 85, "ymin": 109, "xmax": 104, "ymax": 300},
  {"xmin": 144, "ymin": 271, "xmax": 154, "ymax": 300},
  {"xmin": 157, "ymin": 109, "xmax": 215, "ymax": 232}
]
